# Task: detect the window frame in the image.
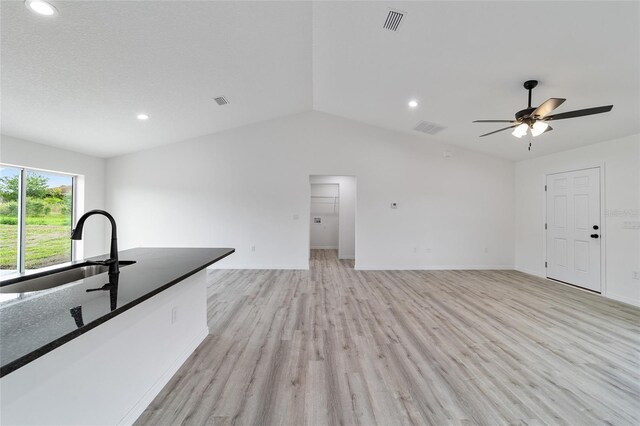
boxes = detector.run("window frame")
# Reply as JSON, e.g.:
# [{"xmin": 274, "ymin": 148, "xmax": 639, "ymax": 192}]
[{"xmin": 1, "ymin": 163, "xmax": 77, "ymax": 273}]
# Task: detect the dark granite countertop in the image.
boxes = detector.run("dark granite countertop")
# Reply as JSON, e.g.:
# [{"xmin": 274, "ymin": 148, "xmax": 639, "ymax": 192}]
[{"xmin": 0, "ymin": 247, "xmax": 234, "ymax": 377}]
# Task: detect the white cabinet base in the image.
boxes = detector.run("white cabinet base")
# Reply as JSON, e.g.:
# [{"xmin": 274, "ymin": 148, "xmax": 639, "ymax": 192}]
[{"xmin": 1, "ymin": 270, "xmax": 209, "ymax": 426}]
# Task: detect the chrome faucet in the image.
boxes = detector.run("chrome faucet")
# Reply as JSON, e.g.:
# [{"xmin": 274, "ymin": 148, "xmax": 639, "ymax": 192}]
[{"xmin": 71, "ymin": 209, "xmax": 119, "ymax": 274}]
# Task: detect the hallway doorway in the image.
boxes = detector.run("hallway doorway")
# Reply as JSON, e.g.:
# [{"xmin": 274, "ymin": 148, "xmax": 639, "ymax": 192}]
[{"xmin": 309, "ymin": 175, "xmax": 356, "ymax": 265}]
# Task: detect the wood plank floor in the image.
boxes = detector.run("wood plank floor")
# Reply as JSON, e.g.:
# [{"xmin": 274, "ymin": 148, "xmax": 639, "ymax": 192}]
[{"xmin": 136, "ymin": 250, "xmax": 640, "ymax": 425}]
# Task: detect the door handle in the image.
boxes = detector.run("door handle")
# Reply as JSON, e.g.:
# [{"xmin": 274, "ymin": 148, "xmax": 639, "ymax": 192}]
[{"xmin": 590, "ymin": 234, "xmax": 599, "ymax": 239}]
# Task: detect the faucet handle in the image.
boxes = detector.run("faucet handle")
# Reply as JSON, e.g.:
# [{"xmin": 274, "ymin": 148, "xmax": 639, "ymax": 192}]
[
  {"xmin": 85, "ymin": 258, "xmax": 116, "ymax": 266},
  {"xmin": 86, "ymin": 283, "xmax": 113, "ymax": 292}
]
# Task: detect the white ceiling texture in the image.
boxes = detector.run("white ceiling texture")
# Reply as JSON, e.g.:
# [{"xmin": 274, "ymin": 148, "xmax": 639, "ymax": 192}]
[{"xmin": 2, "ymin": 1, "xmax": 638, "ymax": 160}]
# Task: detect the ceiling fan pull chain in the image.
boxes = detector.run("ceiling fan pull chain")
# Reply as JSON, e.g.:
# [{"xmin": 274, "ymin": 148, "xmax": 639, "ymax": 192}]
[{"xmin": 528, "ymin": 142, "xmax": 532, "ymax": 151}]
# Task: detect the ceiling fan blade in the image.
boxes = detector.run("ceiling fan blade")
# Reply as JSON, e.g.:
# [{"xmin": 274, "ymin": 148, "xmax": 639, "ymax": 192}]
[
  {"xmin": 531, "ymin": 98, "xmax": 566, "ymax": 119},
  {"xmin": 479, "ymin": 124, "xmax": 519, "ymax": 137},
  {"xmin": 544, "ymin": 105, "xmax": 613, "ymax": 121},
  {"xmin": 472, "ymin": 120, "xmax": 516, "ymax": 123}
]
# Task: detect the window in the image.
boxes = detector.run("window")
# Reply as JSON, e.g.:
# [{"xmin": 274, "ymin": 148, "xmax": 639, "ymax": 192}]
[{"xmin": 0, "ymin": 165, "xmax": 75, "ymax": 274}]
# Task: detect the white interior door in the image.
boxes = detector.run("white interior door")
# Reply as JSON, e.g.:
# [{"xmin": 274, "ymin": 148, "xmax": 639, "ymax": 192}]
[{"xmin": 546, "ymin": 167, "xmax": 601, "ymax": 292}]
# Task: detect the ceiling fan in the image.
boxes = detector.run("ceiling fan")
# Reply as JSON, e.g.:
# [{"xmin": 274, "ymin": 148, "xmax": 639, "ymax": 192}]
[{"xmin": 473, "ymin": 80, "xmax": 613, "ymax": 149}]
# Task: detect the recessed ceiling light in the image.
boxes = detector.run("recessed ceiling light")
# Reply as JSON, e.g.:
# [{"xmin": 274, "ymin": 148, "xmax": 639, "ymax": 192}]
[
  {"xmin": 408, "ymin": 100, "xmax": 418, "ymax": 108},
  {"xmin": 136, "ymin": 113, "xmax": 149, "ymax": 121},
  {"xmin": 25, "ymin": 0, "xmax": 58, "ymax": 16}
]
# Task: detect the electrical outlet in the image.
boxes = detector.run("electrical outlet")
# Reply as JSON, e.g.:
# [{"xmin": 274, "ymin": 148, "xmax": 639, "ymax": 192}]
[
  {"xmin": 251, "ymin": 245, "xmax": 256, "ymax": 252},
  {"xmin": 632, "ymin": 271, "xmax": 640, "ymax": 280},
  {"xmin": 293, "ymin": 213, "xmax": 299, "ymax": 220},
  {"xmin": 171, "ymin": 307, "xmax": 178, "ymax": 325},
  {"xmin": 413, "ymin": 247, "xmax": 418, "ymax": 253}
]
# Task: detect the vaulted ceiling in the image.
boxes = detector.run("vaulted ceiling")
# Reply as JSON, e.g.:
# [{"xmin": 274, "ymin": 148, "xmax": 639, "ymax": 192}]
[
  {"xmin": 2, "ymin": 1, "xmax": 638, "ymax": 160},
  {"xmin": 1, "ymin": 1, "xmax": 312, "ymax": 157}
]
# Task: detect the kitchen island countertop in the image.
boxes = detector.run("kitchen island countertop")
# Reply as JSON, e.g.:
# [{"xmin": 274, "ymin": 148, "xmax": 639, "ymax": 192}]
[{"xmin": 0, "ymin": 247, "xmax": 234, "ymax": 377}]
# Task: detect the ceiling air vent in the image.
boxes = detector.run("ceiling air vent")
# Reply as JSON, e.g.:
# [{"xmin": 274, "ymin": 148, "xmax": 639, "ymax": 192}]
[
  {"xmin": 383, "ymin": 9, "xmax": 405, "ymax": 31},
  {"xmin": 413, "ymin": 121, "xmax": 446, "ymax": 135},
  {"xmin": 214, "ymin": 96, "xmax": 229, "ymax": 106}
]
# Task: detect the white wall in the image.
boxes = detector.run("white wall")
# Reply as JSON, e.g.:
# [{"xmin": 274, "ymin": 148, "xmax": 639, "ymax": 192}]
[
  {"xmin": 310, "ymin": 183, "xmax": 339, "ymax": 250},
  {"xmin": 105, "ymin": 111, "xmax": 515, "ymax": 270},
  {"xmin": 0, "ymin": 135, "xmax": 107, "ymax": 258},
  {"xmin": 310, "ymin": 176, "xmax": 356, "ymax": 259},
  {"xmin": 515, "ymin": 134, "xmax": 640, "ymax": 306},
  {"xmin": 309, "ymin": 216, "xmax": 339, "ymax": 250}
]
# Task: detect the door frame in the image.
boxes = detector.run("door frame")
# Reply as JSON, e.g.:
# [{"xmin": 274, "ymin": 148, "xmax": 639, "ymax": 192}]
[{"xmin": 543, "ymin": 163, "xmax": 606, "ymax": 295}]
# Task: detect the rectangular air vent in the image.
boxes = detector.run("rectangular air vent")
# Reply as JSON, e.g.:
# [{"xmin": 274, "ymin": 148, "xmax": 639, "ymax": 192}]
[
  {"xmin": 413, "ymin": 121, "xmax": 446, "ymax": 135},
  {"xmin": 383, "ymin": 9, "xmax": 405, "ymax": 31},
  {"xmin": 214, "ymin": 96, "xmax": 229, "ymax": 106}
]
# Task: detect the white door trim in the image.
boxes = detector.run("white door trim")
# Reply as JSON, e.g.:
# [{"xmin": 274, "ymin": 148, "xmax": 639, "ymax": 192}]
[{"xmin": 543, "ymin": 163, "xmax": 606, "ymax": 295}]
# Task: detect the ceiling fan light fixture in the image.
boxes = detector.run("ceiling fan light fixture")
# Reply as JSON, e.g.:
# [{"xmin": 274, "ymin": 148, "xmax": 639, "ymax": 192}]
[
  {"xmin": 531, "ymin": 121, "xmax": 549, "ymax": 137},
  {"xmin": 512, "ymin": 123, "xmax": 528, "ymax": 138},
  {"xmin": 473, "ymin": 81, "xmax": 612, "ymax": 146}
]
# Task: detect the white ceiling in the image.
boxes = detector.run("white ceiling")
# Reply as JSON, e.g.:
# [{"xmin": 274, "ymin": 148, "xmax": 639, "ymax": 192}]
[
  {"xmin": 1, "ymin": 1, "xmax": 312, "ymax": 157},
  {"xmin": 313, "ymin": 1, "xmax": 640, "ymax": 160},
  {"xmin": 1, "ymin": 1, "xmax": 638, "ymax": 160}
]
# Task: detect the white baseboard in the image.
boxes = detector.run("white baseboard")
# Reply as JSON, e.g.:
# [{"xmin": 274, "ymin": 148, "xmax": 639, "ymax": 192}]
[
  {"xmin": 208, "ymin": 264, "xmax": 309, "ymax": 270},
  {"xmin": 515, "ymin": 270, "xmax": 639, "ymax": 308},
  {"xmin": 119, "ymin": 327, "xmax": 209, "ymax": 425},
  {"xmin": 311, "ymin": 246, "xmax": 338, "ymax": 250},
  {"xmin": 354, "ymin": 265, "xmax": 514, "ymax": 271},
  {"xmin": 514, "ymin": 266, "xmax": 546, "ymax": 278},
  {"xmin": 604, "ymin": 292, "xmax": 640, "ymax": 308},
  {"xmin": 339, "ymin": 255, "xmax": 355, "ymax": 260}
]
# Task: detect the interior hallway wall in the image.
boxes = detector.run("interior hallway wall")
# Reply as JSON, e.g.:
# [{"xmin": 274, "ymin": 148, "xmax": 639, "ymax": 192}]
[{"xmin": 310, "ymin": 183, "xmax": 339, "ymax": 250}]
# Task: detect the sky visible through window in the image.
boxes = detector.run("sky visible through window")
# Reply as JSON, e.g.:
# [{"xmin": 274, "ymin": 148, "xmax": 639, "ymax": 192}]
[{"xmin": 1, "ymin": 167, "xmax": 71, "ymax": 186}]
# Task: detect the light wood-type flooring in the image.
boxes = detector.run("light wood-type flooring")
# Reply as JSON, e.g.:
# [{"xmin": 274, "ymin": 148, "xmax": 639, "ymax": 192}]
[{"xmin": 136, "ymin": 250, "xmax": 640, "ymax": 425}]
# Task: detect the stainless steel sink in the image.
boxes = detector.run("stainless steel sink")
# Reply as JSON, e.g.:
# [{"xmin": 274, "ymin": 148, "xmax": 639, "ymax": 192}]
[{"xmin": 0, "ymin": 261, "xmax": 135, "ymax": 294}]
